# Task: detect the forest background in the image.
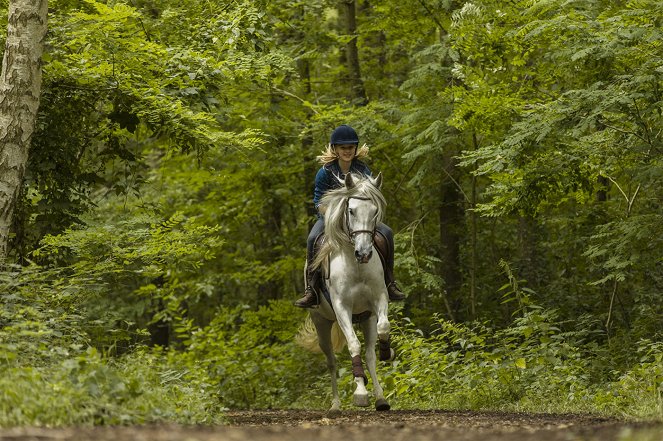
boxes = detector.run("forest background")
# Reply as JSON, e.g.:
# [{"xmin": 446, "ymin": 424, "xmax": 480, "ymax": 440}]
[{"xmin": 0, "ymin": 0, "xmax": 661, "ymax": 426}]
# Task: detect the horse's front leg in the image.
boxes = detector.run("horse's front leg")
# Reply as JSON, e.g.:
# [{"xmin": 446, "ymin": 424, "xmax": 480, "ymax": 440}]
[
  {"xmin": 334, "ymin": 307, "xmax": 369, "ymax": 407},
  {"xmin": 360, "ymin": 315, "xmax": 390, "ymax": 411},
  {"xmin": 376, "ymin": 294, "xmax": 394, "ymax": 362}
]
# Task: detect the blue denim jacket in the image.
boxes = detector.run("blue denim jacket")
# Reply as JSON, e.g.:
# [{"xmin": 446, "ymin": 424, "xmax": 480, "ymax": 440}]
[{"xmin": 313, "ymin": 159, "xmax": 371, "ymax": 211}]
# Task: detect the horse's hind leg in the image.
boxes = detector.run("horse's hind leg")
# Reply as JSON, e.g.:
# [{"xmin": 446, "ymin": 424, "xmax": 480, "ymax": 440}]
[
  {"xmin": 360, "ymin": 316, "xmax": 390, "ymax": 411},
  {"xmin": 311, "ymin": 314, "xmax": 340, "ymax": 412}
]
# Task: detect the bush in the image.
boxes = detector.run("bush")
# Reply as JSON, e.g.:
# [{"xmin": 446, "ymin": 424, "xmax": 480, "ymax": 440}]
[
  {"xmin": 597, "ymin": 340, "xmax": 663, "ymax": 418},
  {"xmin": 380, "ymin": 309, "xmax": 662, "ymax": 419},
  {"xmin": 172, "ymin": 299, "xmax": 322, "ymax": 409},
  {"xmin": 0, "ymin": 348, "xmax": 222, "ymax": 426},
  {"xmin": 2, "ymin": 268, "xmax": 661, "ymax": 424}
]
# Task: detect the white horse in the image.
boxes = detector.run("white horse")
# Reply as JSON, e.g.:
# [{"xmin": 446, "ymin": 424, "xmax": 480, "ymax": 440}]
[{"xmin": 297, "ymin": 172, "xmax": 394, "ymax": 412}]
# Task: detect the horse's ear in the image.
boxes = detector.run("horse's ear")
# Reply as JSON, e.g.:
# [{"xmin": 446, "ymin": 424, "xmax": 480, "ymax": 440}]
[
  {"xmin": 345, "ymin": 173, "xmax": 355, "ymax": 189},
  {"xmin": 374, "ymin": 172, "xmax": 383, "ymax": 189}
]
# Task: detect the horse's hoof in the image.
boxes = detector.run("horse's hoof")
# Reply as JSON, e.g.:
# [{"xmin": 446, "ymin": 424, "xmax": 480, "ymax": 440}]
[
  {"xmin": 353, "ymin": 393, "xmax": 370, "ymax": 407},
  {"xmin": 327, "ymin": 408, "xmax": 341, "ymax": 418},
  {"xmin": 375, "ymin": 398, "xmax": 390, "ymax": 411}
]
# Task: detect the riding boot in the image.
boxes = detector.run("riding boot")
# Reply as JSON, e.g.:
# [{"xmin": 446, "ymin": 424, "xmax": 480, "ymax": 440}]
[
  {"xmin": 295, "ymin": 270, "xmax": 320, "ymax": 308},
  {"xmin": 373, "ymin": 232, "xmax": 406, "ymax": 302},
  {"xmin": 294, "ymin": 266, "xmax": 320, "ymax": 308}
]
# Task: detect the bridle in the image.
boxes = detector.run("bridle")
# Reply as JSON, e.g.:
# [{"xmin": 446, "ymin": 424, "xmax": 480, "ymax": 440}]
[{"xmin": 344, "ymin": 196, "xmax": 377, "ymax": 244}]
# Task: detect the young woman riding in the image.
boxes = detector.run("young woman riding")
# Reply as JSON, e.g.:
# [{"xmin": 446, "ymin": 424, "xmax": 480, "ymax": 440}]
[{"xmin": 294, "ymin": 124, "xmax": 406, "ymax": 308}]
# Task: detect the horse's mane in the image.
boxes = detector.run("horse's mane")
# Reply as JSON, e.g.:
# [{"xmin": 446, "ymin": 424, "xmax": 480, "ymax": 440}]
[{"xmin": 312, "ymin": 173, "xmax": 386, "ymax": 270}]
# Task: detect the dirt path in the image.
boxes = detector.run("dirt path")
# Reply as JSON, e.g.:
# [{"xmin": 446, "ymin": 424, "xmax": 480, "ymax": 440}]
[{"xmin": 1, "ymin": 410, "xmax": 661, "ymax": 441}]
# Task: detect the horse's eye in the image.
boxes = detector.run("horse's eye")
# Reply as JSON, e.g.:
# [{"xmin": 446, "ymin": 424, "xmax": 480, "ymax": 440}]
[{"xmin": 348, "ymin": 208, "xmax": 354, "ymax": 216}]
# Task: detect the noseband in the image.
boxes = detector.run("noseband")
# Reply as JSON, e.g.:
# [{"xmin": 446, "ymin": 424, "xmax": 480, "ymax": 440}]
[{"xmin": 345, "ymin": 196, "xmax": 377, "ymax": 243}]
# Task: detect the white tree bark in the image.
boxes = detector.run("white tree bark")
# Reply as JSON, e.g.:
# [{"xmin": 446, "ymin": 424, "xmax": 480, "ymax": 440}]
[{"xmin": 0, "ymin": 0, "xmax": 48, "ymax": 260}]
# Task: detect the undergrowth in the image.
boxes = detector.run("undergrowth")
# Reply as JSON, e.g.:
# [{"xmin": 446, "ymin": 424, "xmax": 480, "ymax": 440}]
[
  {"xmin": 0, "ymin": 348, "xmax": 222, "ymax": 426},
  {"xmin": 381, "ymin": 308, "xmax": 661, "ymax": 417},
  {"xmin": 0, "ymin": 292, "xmax": 661, "ymax": 426}
]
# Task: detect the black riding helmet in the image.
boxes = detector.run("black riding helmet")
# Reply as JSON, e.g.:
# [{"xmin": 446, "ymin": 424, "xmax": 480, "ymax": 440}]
[{"xmin": 330, "ymin": 124, "xmax": 359, "ymax": 146}]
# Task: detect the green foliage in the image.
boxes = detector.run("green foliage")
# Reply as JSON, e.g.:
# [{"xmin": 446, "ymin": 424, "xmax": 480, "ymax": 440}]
[
  {"xmin": 606, "ymin": 341, "xmax": 663, "ymax": 417},
  {"xmin": 381, "ymin": 310, "xmax": 661, "ymax": 418},
  {"xmin": 0, "ymin": 265, "xmax": 89, "ymax": 367},
  {"xmin": 2, "ymin": 277, "xmax": 661, "ymax": 424},
  {"xmin": 11, "ymin": 0, "xmax": 278, "ymax": 258},
  {"xmin": 28, "ymin": 205, "xmax": 223, "ymax": 352},
  {"xmin": 0, "ymin": 348, "xmax": 222, "ymax": 426},
  {"xmin": 172, "ymin": 300, "xmax": 314, "ymax": 409},
  {"xmin": 1, "ymin": 0, "xmax": 663, "ymax": 426},
  {"xmin": 0, "ymin": 262, "xmax": 220, "ymax": 426}
]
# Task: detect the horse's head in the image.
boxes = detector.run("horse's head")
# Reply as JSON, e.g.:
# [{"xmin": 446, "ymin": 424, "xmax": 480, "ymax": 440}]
[
  {"xmin": 345, "ymin": 173, "xmax": 383, "ymax": 264},
  {"xmin": 318, "ymin": 172, "xmax": 386, "ymax": 265}
]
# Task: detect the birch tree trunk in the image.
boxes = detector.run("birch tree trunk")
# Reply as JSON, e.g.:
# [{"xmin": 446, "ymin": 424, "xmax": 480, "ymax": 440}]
[{"xmin": 0, "ymin": 0, "xmax": 48, "ymax": 260}]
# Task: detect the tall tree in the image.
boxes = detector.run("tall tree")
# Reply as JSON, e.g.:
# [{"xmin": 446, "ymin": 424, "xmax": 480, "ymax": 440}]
[
  {"xmin": 342, "ymin": 0, "xmax": 368, "ymax": 105},
  {"xmin": 0, "ymin": 0, "xmax": 48, "ymax": 260}
]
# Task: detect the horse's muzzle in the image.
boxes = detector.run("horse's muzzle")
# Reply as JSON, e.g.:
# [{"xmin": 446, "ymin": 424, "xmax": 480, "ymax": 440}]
[{"xmin": 355, "ymin": 250, "xmax": 373, "ymax": 264}]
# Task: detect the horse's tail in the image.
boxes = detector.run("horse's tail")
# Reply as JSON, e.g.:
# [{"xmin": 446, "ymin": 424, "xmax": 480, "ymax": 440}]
[
  {"xmin": 330, "ymin": 321, "xmax": 346, "ymax": 353},
  {"xmin": 295, "ymin": 316, "xmax": 321, "ymax": 352},
  {"xmin": 296, "ymin": 316, "xmax": 347, "ymax": 353}
]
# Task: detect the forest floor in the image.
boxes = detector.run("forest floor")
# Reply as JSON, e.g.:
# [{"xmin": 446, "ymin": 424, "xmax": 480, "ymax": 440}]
[{"xmin": 1, "ymin": 410, "xmax": 662, "ymax": 441}]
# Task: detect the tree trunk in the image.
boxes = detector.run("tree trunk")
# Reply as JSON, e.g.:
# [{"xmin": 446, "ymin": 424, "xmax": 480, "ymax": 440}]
[
  {"xmin": 439, "ymin": 154, "xmax": 463, "ymax": 320},
  {"xmin": 358, "ymin": 1, "xmax": 388, "ymax": 96},
  {"xmin": 469, "ymin": 133, "xmax": 479, "ymax": 319},
  {"xmin": 0, "ymin": 0, "xmax": 48, "ymax": 260},
  {"xmin": 597, "ymin": 175, "xmax": 609, "ymax": 202},
  {"xmin": 341, "ymin": 0, "xmax": 368, "ymax": 105},
  {"xmin": 258, "ymin": 193, "xmax": 283, "ymax": 304},
  {"xmin": 518, "ymin": 214, "xmax": 540, "ymax": 288},
  {"xmin": 297, "ymin": 57, "xmax": 317, "ymax": 223}
]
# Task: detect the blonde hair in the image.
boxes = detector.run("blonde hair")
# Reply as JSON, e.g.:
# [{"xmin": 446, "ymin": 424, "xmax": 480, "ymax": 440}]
[{"xmin": 316, "ymin": 143, "xmax": 370, "ymax": 165}]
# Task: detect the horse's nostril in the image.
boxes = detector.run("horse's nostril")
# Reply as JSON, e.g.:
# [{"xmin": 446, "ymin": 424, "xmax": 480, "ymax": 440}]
[{"xmin": 355, "ymin": 250, "xmax": 372, "ymax": 263}]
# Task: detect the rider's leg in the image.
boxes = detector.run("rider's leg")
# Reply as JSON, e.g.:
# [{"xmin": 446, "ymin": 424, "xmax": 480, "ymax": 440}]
[
  {"xmin": 374, "ymin": 224, "xmax": 406, "ymax": 301},
  {"xmin": 294, "ymin": 218, "xmax": 325, "ymax": 308}
]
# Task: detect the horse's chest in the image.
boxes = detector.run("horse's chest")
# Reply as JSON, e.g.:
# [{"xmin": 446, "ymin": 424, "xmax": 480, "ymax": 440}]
[
  {"xmin": 327, "ymin": 249, "xmax": 384, "ymax": 306},
  {"xmin": 330, "ymin": 264, "xmax": 382, "ymax": 295},
  {"xmin": 332, "ymin": 258, "xmax": 379, "ymax": 282}
]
